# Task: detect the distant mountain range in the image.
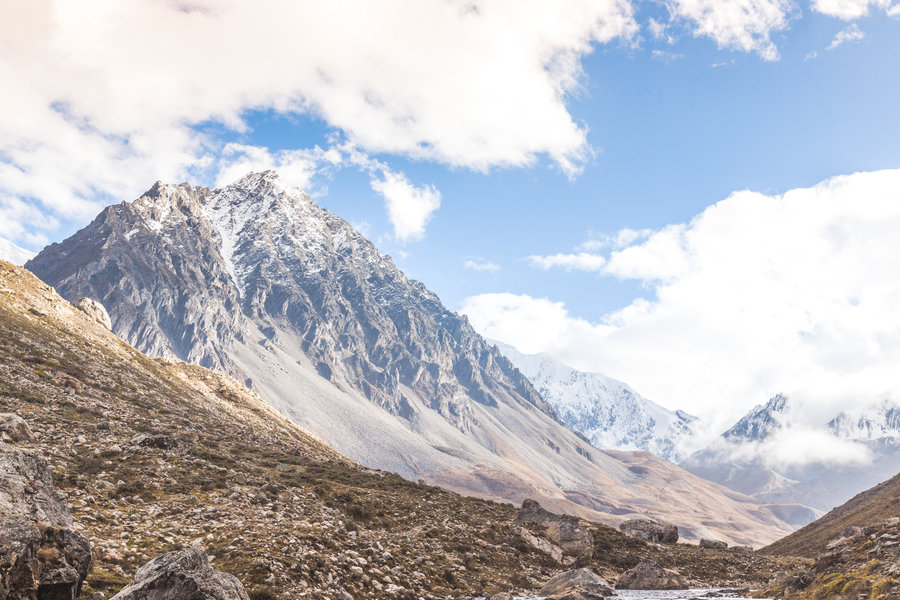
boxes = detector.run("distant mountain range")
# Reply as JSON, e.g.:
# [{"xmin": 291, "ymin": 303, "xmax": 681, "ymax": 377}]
[
  {"xmin": 491, "ymin": 340, "xmax": 704, "ymax": 462},
  {"xmin": 0, "ymin": 236, "xmax": 35, "ymax": 265},
  {"xmin": 26, "ymin": 171, "xmax": 797, "ymax": 546},
  {"xmin": 682, "ymin": 394, "xmax": 900, "ymax": 522}
]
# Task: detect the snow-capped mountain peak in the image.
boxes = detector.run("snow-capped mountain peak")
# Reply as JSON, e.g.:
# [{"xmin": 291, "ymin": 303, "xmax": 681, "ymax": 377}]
[
  {"xmin": 827, "ymin": 399, "xmax": 900, "ymax": 441},
  {"xmin": 0, "ymin": 236, "xmax": 36, "ymax": 266},
  {"xmin": 491, "ymin": 340, "xmax": 703, "ymax": 462},
  {"xmin": 721, "ymin": 393, "xmax": 790, "ymax": 442}
]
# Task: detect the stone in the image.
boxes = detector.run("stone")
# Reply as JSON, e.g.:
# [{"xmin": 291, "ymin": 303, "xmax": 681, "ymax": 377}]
[
  {"xmin": 515, "ymin": 500, "xmax": 593, "ymax": 567},
  {"xmin": 0, "ymin": 442, "xmax": 92, "ymax": 600},
  {"xmin": 76, "ymin": 297, "xmax": 112, "ymax": 330},
  {"xmin": 538, "ymin": 568, "xmax": 615, "ymax": 599},
  {"xmin": 131, "ymin": 432, "xmax": 182, "ymax": 451},
  {"xmin": 489, "ymin": 593, "xmax": 512, "ymax": 600},
  {"xmin": 0, "ymin": 413, "xmax": 35, "ymax": 443},
  {"xmin": 619, "ymin": 519, "xmax": 679, "ymax": 544},
  {"xmin": 111, "ymin": 548, "xmax": 249, "ymax": 600},
  {"xmin": 699, "ymin": 538, "xmax": 728, "ymax": 550},
  {"xmin": 616, "ymin": 560, "xmax": 688, "ymax": 590}
]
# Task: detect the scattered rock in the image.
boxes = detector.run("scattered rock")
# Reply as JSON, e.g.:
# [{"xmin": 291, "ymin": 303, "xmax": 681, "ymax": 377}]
[
  {"xmin": 699, "ymin": 538, "xmax": 728, "ymax": 550},
  {"xmin": 538, "ymin": 568, "xmax": 615, "ymax": 599},
  {"xmin": 619, "ymin": 519, "xmax": 679, "ymax": 544},
  {"xmin": 616, "ymin": 560, "xmax": 688, "ymax": 590},
  {"xmin": 0, "ymin": 441, "xmax": 92, "ymax": 600},
  {"xmin": 730, "ymin": 545, "xmax": 753, "ymax": 553},
  {"xmin": 515, "ymin": 500, "xmax": 593, "ymax": 567},
  {"xmin": 110, "ymin": 548, "xmax": 249, "ymax": 600},
  {"xmin": 0, "ymin": 413, "xmax": 35, "ymax": 443},
  {"xmin": 489, "ymin": 593, "xmax": 512, "ymax": 600},
  {"xmin": 131, "ymin": 432, "xmax": 182, "ymax": 451},
  {"xmin": 76, "ymin": 297, "xmax": 112, "ymax": 330}
]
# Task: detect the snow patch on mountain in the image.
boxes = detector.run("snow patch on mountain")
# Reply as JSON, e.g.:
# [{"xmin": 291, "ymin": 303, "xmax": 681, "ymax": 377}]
[{"xmin": 492, "ymin": 340, "xmax": 704, "ymax": 462}]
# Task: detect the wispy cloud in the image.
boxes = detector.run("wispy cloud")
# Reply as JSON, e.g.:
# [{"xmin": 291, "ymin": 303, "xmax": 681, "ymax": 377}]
[
  {"xmin": 827, "ymin": 24, "xmax": 865, "ymax": 49},
  {"xmin": 464, "ymin": 259, "xmax": 501, "ymax": 273},
  {"xmin": 527, "ymin": 252, "xmax": 607, "ymax": 272}
]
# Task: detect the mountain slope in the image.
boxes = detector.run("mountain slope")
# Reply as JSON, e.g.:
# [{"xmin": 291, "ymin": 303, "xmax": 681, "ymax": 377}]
[
  {"xmin": 28, "ymin": 172, "xmax": 796, "ymax": 546},
  {"xmin": 0, "ymin": 260, "xmax": 811, "ymax": 597},
  {"xmin": 492, "ymin": 340, "xmax": 702, "ymax": 462},
  {"xmin": 0, "ymin": 236, "xmax": 35, "ymax": 265}
]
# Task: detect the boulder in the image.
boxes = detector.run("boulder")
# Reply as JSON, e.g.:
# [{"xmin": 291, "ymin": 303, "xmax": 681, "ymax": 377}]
[
  {"xmin": 616, "ymin": 560, "xmax": 688, "ymax": 590},
  {"xmin": 0, "ymin": 442, "xmax": 92, "ymax": 600},
  {"xmin": 699, "ymin": 538, "xmax": 728, "ymax": 550},
  {"xmin": 538, "ymin": 568, "xmax": 615, "ymax": 599},
  {"xmin": 111, "ymin": 548, "xmax": 249, "ymax": 600},
  {"xmin": 515, "ymin": 500, "xmax": 593, "ymax": 567},
  {"xmin": 0, "ymin": 413, "xmax": 35, "ymax": 443},
  {"xmin": 619, "ymin": 519, "xmax": 679, "ymax": 544},
  {"xmin": 76, "ymin": 297, "xmax": 112, "ymax": 330},
  {"xmin": 131, "ymin": 432, "xmax": 183, "ymax": 451}
]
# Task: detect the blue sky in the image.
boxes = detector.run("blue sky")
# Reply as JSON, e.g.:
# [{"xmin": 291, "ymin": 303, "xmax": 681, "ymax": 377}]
[{"xmin": 2, "ymin": 1, "xmax": 900, "ymax": 428}]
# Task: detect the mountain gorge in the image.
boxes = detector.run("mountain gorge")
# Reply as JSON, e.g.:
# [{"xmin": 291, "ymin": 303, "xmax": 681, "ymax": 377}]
[
  {"xmin": 27, "ymin": 171, "xmax": 797, "ymax": 546},
  {"xmin": 492, "ymin": 341, "xmax": 703, "ymax": 463}
]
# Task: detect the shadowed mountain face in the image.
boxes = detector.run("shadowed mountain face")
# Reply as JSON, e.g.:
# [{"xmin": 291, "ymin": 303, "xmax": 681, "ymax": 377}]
[{"xmin": 28, "ymin": 172, "xmax": 797, "ymax": 546}]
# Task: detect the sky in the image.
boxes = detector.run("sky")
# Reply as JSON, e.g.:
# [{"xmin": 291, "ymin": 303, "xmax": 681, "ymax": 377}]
[{"xmin": 2, "ymin": 0, "xmax": 900, "ymax": 436}]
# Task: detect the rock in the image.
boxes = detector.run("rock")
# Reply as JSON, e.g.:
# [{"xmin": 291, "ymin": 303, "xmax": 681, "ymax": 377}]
[
  {"xmin": 538, "ymin": 568, "xmax": 615, "ymax": 599},
  {"xmin": 699, "ymin": 538, "xmax": 728, "ymax": 549},
  {"xmin": 619, "ymin": 519, "xmax": 679, "ymax": 544},
  {"xmin": 515, "ymin": 500, "xmax": 593, "ymax": 566},
  {"xmin": 489, "ymin": 593, "xmax": 512, "ymax": 600},
  {"xmin": 0, "ymin": 413, "xmax": 35, "ymax": 443},
  {"xmin": 111, "ymin": 548, "xmax": 249, "ymax": 600},
  {"xmin": 730, "ymin": 545, "xmax": 753, "ymax": 553},
  {"xmin": 76, "ymin": 297, "xmax": 112, "ymax": 330},
  {"xmin": 616, "ymin": 560, "xmax": 688, "ymax": 590},
  {"xmin": 131, "ymin": 432, "xmax": 182, "ymax": 451},
  {"xmin": 0, "ymin": 441, "xmax": 92, "ymax": 600}
]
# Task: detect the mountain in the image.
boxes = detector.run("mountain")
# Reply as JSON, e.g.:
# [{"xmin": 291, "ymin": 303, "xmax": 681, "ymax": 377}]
[
  {"xmin": 0, "ymin": 236, "xmax": 35, "ymax": 265},
  {"xmin": 491, "ymin": 340, "xmax": 703, "ymax": 462},
  {"xmin": 0, "ymin": 260, "xmax": 810, "ymax": 597},
  {"xmin": 682, "ymin": 394, "xmax": 900, "ymax": 523},
  {"xmin": 27, "ymin": 171, "xmax": 797, "ymax": 546},
  {"xmin": 759, "ymin": 471, "xmax": 900, "ymax": 600}
]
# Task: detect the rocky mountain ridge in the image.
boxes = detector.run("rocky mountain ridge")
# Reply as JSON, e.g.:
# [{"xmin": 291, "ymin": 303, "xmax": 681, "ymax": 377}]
[
  {"xmin": 491, "ymin": 340, "xmax": 703, "ymax": 462},
  {"xmin": 27, "ymin": 172, "xmax": 797, "ymax": 546}
]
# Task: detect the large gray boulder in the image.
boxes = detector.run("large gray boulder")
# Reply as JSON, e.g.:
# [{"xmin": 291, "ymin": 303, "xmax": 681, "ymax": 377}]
[
  {"xmin": 699, "ymin": 538, "xmax": 728, "ymax": 550},
  {"xmin": 619, "ymin": 519, "xmax": 679, "ymax": 544},
  {"xmin": 538, "ymin": 568, "xmax": 615, "ymax": 599},
  {"xmin": 515, "ymin": 499, "xmax": 593, "ymax": 567},
  {"xmin": 0, "ymin": 414, "xmax": 35, "ymax": 443},
  {"xmin": 616, "ymin": 560, "xmax": 688, "ymax": 590},
  {"xmin": 0, "ymin": 442, "xmax": 92, "ymax": 600},
  {"xmin": 111, "ymin": 548, "xmax": 249, "ymax": 600}
]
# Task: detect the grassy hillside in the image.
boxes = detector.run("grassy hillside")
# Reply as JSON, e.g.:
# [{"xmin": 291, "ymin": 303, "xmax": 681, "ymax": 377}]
[{"xmin": 0, "ymin": 261, "xmax": 804, "ymax": 599}]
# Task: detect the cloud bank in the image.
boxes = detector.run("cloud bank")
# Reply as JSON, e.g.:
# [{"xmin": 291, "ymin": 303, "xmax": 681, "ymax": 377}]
[{"xmin": 463, "ymin": 169, "xmax": 900, "ymax": 429}]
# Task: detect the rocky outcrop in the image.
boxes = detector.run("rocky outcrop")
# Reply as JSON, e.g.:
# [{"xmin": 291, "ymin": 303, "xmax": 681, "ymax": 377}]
[
  {"xmin": 76, "ymin": 297, "xmax": 111, "ymax": 330},
  {"xmin": 616, "ymin": 560, "xmax": 688, "ymax": 590},
  {"xmin": 699, "ymin": 538, "xmax": 728, "ymax": 549},
  {"xmin": 111, "ymin": 548, "xmax": 249, "ymax": 600},
  {"xmin": 538, "ymin": 568, "xmax": 615, "ymax": 599},
  {"xmin": 515, "ymin": 500, "xmax": 593, "ymax": 567},
  {"xmin": 0, "ymin": 413, "xmax": 35, "ymax": 443},
  {"xmin": 0, "ymin": 442, "xmax": 91, "ymax": 600},
  {"xmin": 619, "ymin": 519, "xmax": 679, "ymax": 544}
]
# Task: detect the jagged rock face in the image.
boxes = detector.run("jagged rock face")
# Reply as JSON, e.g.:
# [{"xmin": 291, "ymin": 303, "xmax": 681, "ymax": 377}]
[
  {"xmin": 28, "ymin": 173, "xmax": 551, "ymax": 431},
  {"xmin": 515, "ymin": 500, "xmax": 593, "ymax": 567},
  {"xmin": 75, "ymin": 298, "xmax": 112, "ymax": 331},
  {"xmin": 0, "ymin": 413, "xmax": 35, "ymax": 443},
  {"xmin": 0, "ymin": 442, "xmax": 92, "ymax": 600},
  {"xmin": 110, "ymin": 548, "xmax": 249, "ymax": 600}
]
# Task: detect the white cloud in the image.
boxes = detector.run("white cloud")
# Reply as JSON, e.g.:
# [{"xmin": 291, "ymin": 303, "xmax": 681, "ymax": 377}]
[
  {"xmin": 827, "ymin": 24, "xmax": 865, "ymax": 49},
  {"xmin": 463, "ymin": 169, "xmax": 900, "ymax": 432},
  {"xmin": 370, "ymin": 170, "xmax": 442, "ymax": 243},
  {"xmin": 665, "ymin": 0, "xmax": 794, "ymax": 61},
  {"xmin": 214, "ymin": 143, "xmax": 342, "ymax": 192},
  {"xmin": 0, "ymin": 0, "xmax": 640, "ymax": 245},
  {"xmin": 464, "ymin": 259, "xmax": 501, "ymax": 272},
  {"xmin": 527, "ymin": 252, "xmax": 608, "ymax": 272},
  {"xmin": 812, "ymin": 0, "xmax": 893, "ymax": 19}
]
